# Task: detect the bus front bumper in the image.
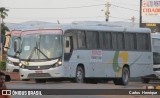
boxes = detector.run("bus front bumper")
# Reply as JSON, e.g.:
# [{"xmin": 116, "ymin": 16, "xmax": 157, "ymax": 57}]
[
  {"xmin": 6, "ymin": 63, "xmax": 19, "ymax": 72},
  {"xmin": 19, "ymin": 67, "xmax": 64, "ymax": 80}
]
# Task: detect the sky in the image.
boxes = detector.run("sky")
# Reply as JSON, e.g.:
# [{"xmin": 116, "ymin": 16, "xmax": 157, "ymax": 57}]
[{"xmin": 0, "ymin": 0, "xmax": 159, "ymax": 24}]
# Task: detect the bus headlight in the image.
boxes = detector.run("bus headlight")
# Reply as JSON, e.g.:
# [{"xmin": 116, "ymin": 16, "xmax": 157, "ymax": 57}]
[
  {"xmin": 19, "ymin": 61, "xmax": 28, "ymax": 68},
  {"xmin": 55, "ymin": 59, "xmax": 62, "ymax": 67},
  {"xmin": 58, "ymin": 60, "xmax": 62, "ymax": 65},
  {"xmin": 19, "ymin": 63, "xmax": 22, "ymax": 67},
  {"xmin": 19, "ymin": 63, "xmax": 24, "ymax": 68}
]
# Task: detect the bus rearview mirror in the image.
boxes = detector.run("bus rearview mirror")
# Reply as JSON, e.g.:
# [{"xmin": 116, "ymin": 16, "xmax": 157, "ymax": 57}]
[{"xmin": 14, "ymin": 38, "xmax": 21, "ymax": 53}]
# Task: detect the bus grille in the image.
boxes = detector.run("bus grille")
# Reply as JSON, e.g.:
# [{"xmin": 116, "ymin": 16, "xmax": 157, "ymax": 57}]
[
  {"xmin": 24, "ymin": 65, "xmax": 54, "ymax": 70},
  {"xmin": 28, "ymin": 73, "xmax": 51, "ymax": 78}
]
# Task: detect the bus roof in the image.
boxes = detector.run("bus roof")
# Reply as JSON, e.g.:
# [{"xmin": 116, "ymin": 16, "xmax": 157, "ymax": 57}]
[
  {"xmin": 18, "ymin": 23, "xmax": 151, "ymax": 36},
  {"xmin": 11, "ymin": 30, "xmax": 22, "ymax": 36},
  {"xmin": 58, "ymin": 24, "xmax": 151, "ymax": 34},
  {"xmin": 20, "ymin": 29, "xmax": 62, "ymax": 36}
]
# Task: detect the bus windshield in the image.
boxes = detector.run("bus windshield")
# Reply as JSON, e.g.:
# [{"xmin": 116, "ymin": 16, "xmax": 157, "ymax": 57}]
[
  {"xmin": 20, "ymin": 34, "xmax": 62, "ymax": 60},
  {"xmin": 152, "ymin": 38, "xmax": 160, "ymax": 64},
  {"xmin": 7, "ymin": 36, "xmax": 19, "ymax": 57}
]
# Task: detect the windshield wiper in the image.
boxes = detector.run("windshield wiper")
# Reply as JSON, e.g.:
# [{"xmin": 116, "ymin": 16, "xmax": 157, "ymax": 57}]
[
  {"xmin": 26, "ymin": 42, "xmax": 49, "ymax": 61},
  {"xmin": 26, "ymin": 46, "xmax": 36, "ymax": 61},
  {"xmin": 37, "ymin": 48, "xmax": 50, "ymax": 60},
  {"xmin": 13, "ymin": 53, "xmax": 19, "ymax": 58}
]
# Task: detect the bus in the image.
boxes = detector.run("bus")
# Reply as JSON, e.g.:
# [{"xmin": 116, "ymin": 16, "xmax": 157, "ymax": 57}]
[
  {"xmin": 152, "ymin": 32, "xmax": 160, "ymax": 79},
  {"xmin": 141, "ymin": 32, "xmax": 160, "ymax": 83},
  {"xmin": 6, "ymin": 30, "xmax": 22, "ymax": 72},
  {"xmin": 14, "ymin": 24, "xmax": 153, "ymax": 85}
]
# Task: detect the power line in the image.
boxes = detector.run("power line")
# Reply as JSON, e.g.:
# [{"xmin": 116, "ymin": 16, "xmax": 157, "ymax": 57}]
[
  {"xmin": 109, "ymin": 1, "xmax": 140, "ymax": 7},
  {"xmin": 4, "ymin": 1, "xmax": 140, "ymax": 23},
  {"xmin": 90, "ymin": 0, "xmax": 140, "ymax": 7},
  {"xmin": 90, "ymin": 0, "xmax": 104, "ymax": 3},
  {"xmin": 110, "ymin": 3, "xmax": 139, "ymax": 12},
  {"xmin": 6, "ymin": 4, "xmax": 105, "ymax": 10},
  {"xmin": 6, "ymin": 3, "xmax": 139, "ymax": 13},
  {"xmin": 109, "ymin": 16, "xmax": 131, "ymax": 20}
]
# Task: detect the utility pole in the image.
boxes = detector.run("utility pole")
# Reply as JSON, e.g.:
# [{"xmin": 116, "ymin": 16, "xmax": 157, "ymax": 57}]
[
  {"xmin": 0, "ymin": 16, "xmax": 2, "ymax": 61},
  {"xmin": 140, "ymin": 0, "xmax": 142, "ymax": 27},
  {"xmin": 105, "ymin": 0, "xmax": 110, "ymax": 22},
  {"xmin": 131, "ymin": 16, "xmax": 135, "ymax": 27}
]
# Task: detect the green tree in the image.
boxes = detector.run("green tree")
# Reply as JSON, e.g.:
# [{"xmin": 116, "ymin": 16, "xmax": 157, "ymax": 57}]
[
  {"xmin": 0, "ymin": 7, "xmax": 9, "ymax": 52},
  {"xmin": 1, "ymin": 23, "xmax": 9, "ymax": 35},
  {"xmin": 0, "ymin": 7, "xmax": 9, "ymax": 35},
  {"xmin": 0, "ymin": 7, "xmax": 9, "ymax": 23}
]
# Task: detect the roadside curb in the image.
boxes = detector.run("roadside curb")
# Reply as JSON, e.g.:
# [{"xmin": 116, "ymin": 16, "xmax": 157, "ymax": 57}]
[{"xmin": 144, "ymin": 85, "xmax": 160, "ymax": 90}]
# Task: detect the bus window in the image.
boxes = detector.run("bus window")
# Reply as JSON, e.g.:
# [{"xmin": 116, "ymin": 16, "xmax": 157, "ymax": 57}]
[
  {"xmin": 125, "ymin": 33, "xmax": 137, "ymax": 50},
  {"xmin": 69, "ymin": 36, "xmax": 73, "ymax": 52},
  {"xmin": 137, "ymin": 33, "xmax": 151, "ymax": 51},
  {"xmin": 64, "ymin": 36, "xmax": 73, "ymax": 61},
  {"xmin": 85, "ymin": 31, "xmax": 99, "ymax": 49},
  {"xmin": 112, "ymin": 32, "xmax": 118, "ymax": 50},
  {"xmin": 64, "ymin": 36, "xmax": 73, "ymax": 53},
  {"xmin": 77, "ymin": 31, "xmax": 86, "ymax": 49},
  {"xmin": 65, "ymin": 37, "xmax": 70, "ymax": 53},
  {"xmin": 152, "ymin": 38, "xmax": 160, "ymax": 64},
  {"xmin": 117, "ymin": 33, "xmax": 124, "ymax": 50},
  {"xmin": 66, "ymin": 40, "xmax": 69, "ymax": 48},
  {"xmin": 99, "ymin": 32, "xmax": 112, "ymax": 50}
]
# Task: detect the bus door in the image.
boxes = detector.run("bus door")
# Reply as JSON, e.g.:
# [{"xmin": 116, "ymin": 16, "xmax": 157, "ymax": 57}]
[{"xmin": 64, "ymin": 36, "xmax": 73, "ymax": 61}]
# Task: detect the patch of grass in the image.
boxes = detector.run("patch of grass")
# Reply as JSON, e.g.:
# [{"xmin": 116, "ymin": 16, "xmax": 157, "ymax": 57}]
[{"xmin": 0, "ymin": 60, "xmax": 6, "ymax": 70}]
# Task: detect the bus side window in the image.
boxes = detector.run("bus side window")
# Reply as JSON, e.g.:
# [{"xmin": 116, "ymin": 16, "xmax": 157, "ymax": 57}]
[
  {"xmin": 69, "ymin": 36, "xmax": 73, "ymax": 52},
  {"xmin": 65, "ymin": 36, "xmax": 73, "ymax": 53},
  {"xmin": 66, "ymin": 40, "xmax": 69, "ymax": 48},
  {"xmin": 65, "ymin": 37, "xmax": 70, "ymax": 53},
  {"xmin": 64, "ymin": 36, "xmax": 73, "ymax": 61}
]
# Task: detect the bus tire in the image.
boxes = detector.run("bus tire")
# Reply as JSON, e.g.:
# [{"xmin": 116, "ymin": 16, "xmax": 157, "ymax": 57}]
[
  {"xmin": 113, "ymin": 67, "xmax": 130, "ymax": 85},
  {"xmin": 75, "ymin": 66, "xmax": 84, "ymax": 83},
  {"xmin": 120, "ymin": 67, "xmax": 130, "ymax": 85}
]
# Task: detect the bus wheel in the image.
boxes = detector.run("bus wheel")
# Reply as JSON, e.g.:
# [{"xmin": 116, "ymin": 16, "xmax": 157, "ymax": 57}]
[
  {"xmin": 113, "ymin": 67, "xmax": 130, "ymax": 85},
  {"xmin": 141, "ymin": 78, "xmax": 150, "ymax": 84},
  {"xmin": 35, "ymin": 79, "xmax": 46, "ymax": 83},
  {"xmin": 120, "ymin": 67, "xmax": 130, "ymax": 85},
  {"xmin": 75, "ymin": 66, "xmax": 84, "ymax": 83}
]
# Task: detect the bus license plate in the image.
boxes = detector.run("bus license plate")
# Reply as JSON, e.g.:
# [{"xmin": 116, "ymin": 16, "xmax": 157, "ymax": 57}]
[{"xmin": 35, "ymin": 70, "xmax": 43, "ymax": 73}]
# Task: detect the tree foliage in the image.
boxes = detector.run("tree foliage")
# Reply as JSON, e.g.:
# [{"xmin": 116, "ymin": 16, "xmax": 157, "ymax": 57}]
[
  {"xmin": 0, "ymin": 7, "xmax": 9, "ymax": 23},
  {"xmin": 0, "ymin": 7, "xmax": 10, "ymax": 35},
  {"xmin": 1, "ymin": 23, "xmax": 9, "ymax": 35}
]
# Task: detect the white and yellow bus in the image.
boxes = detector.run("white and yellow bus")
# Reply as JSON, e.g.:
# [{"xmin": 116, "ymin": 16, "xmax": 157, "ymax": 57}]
[{"xmin": 15, "ymin": 24, "xmax": 153, "ymax": 85}]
